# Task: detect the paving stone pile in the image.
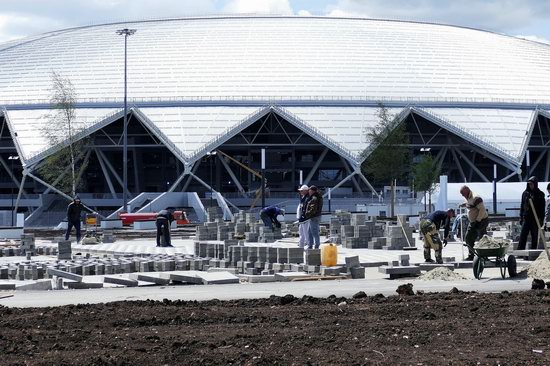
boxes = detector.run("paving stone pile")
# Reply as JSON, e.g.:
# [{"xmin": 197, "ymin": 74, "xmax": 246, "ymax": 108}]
[
  {"xmin": 329, "ymin": 211, "xmax": 414, "ymax": 250},
  {"xmin": 196, "ymin": 210, "xmax": 287, "ymax": 243}
]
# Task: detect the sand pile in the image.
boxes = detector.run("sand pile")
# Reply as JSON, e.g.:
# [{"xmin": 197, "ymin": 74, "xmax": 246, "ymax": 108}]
[
  {"xmin": 474, "ymin": 235, "xmax": 510, "ymax": 249},
  {"xmin": 418, "ymin": 267, "xmax": 468, "ymax": 281},
  {"xmin": 527, "ymin": 252, "xmax": 550, "ymax": 279}
]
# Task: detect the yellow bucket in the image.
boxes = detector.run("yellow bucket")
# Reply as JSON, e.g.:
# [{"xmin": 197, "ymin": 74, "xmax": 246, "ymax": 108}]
[{"xmin": 321, "ymin": 243, "xmax": 338, "ymax": 267}]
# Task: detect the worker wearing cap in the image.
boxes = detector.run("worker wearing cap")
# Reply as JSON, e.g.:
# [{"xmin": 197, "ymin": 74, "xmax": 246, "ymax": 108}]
[
  {"xmin": 297, "ymin": 185, "xmax": 310, "ymax": 248},
  {"xmin": 65, "ymin": 196, "xmax": 84, "ymax": 243},
  {"xmin": 419, "ymin": 208, "xmax": 455, "ymax": 263},
  {"xmin": 459, "ymin": 185, "xmax": 489, "ymax": 260},
  {"xmin": 260, "ymin": 205, "xmax": 285, "ymax": 229},
  {"xmin": 156, "ymin": 209, "xmax": 174, "ymax": 247}
]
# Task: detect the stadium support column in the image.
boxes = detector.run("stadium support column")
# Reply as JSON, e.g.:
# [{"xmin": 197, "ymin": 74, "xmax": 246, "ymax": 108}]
[{"xmin": 116, "ymin": 28, "xmax": 136, "ymax": 213}]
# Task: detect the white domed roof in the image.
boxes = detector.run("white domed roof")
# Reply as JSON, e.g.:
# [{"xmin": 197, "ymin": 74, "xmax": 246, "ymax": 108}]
[{"xmin": 1, "ymin": 15, "xmax": 550, "ymax": 105}]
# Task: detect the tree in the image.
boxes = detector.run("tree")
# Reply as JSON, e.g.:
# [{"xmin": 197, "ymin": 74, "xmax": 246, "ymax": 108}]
[
  {"xmin": 361, "ymin": 104, "xmax": 409, "ymax": 217},
  {"xmin": 412, "ymin": 153, "xmax": 441, "ymax": 213},
  {"xmin": 39, "ymin": 72, "xmax": 89, "ymax": 197}
]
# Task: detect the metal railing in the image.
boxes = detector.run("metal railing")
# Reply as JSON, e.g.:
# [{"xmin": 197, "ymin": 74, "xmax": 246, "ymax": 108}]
[{"xmin": 2, "ymin": 95, "xmax": 550, "ymax": 108}]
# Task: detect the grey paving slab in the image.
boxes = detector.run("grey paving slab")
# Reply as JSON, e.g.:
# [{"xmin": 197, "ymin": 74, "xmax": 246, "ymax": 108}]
[
  {"xmin": 47, "ymin": 268, "xmax": 83, "ymax": 283},
  {"xmin": 196, "ymin": 271, "xmax": 240, "ymax": 285},
  {"xmin": 0, "ymin": 283, "xmax": 16, "ymax": 290},
  {"xmin": 239, "ymin": 274, "xmax": 277, "ymax": 283},
  {"xmin": 66, "ymin": 282, "xmax": 104, "ymax": 289},
  {"xmin": 104, "ymin": 276, "xmax": 138, "ymax": 287},
  {"xmin": 129, "ymin": 273, "xmax": 171, "ymax": 286},
  {"xmin": 16, "ymin": 280, "xmax": 52, "ymax": 291},
  {"xmin": 378, "ymin": 266, "xmax": 422, "ymax": 275},
  {"xmin": 169, "ymin": 271, "xmax": 203, "ymax": 284},
  {"xmin": 274, "ymin": 272, "xmax": 313, "ymax": 281},
  {"xmin": 207, "ymin": 267, "xmax": 239, "ymax": 275}
]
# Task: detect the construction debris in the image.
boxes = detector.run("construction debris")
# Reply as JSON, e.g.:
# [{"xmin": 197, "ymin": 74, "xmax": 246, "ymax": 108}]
[
  {"xmin": 418, "ymin": 267, "xmax": 468, "ymax": 281},
  {"xmin": 474, "ymin": 235, "xmax": 510, "ymax": 249}
]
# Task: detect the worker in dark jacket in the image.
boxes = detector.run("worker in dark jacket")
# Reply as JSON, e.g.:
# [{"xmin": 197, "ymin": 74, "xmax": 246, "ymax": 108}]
[
  {"xmin": 545, "ymin": 183, "xmax": 550, "ymax": 226},
  {"xmin": 65, "ymin": 196, "xmax": 84, "ymax": 243},
  {"xmin": 518, "ymin": 176, "xmax": 546, "ymax": 250},
  {"xmin": 420, "ymin": 209, "xmax": 455, "ymax": 263},
  {"xmin": 305, "ymin": 185, "xmax": 323, "ymax": 249},
  {"xmin": 260, "ymin": 206, "xmax": 285, "ymax": 229},
  {"xmin": 156, "ymin": 209, "xmax": 174, "ymax": 247}
]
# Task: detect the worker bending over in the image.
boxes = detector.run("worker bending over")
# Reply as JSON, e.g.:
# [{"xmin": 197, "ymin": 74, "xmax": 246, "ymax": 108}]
[
  {"xmin": 156, "ymin": 209, "xmax": 174, "ymax": 247},
  {"xmin": 420, "ymin": 208, "xmax": 455, "ymax": 264},
  {"xmin": 260, "ymin": 206, "xmax": 285, "ymax": 229}
]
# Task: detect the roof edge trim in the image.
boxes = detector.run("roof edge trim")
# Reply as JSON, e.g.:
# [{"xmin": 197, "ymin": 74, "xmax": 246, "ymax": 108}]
[
  {"xmin": 412, "ymin": 107, "xmax": 520, "ymax": 167},
  {"xmin": 185, "ymin": 106, "xmax": 272, "ymax": 165},
  {"xmin": 25, "ymin": 109, "xmax": 124, "ymax": 167}
]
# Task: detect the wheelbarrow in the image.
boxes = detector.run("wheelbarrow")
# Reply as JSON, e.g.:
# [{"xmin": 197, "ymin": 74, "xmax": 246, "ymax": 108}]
[{"xmin": 472, "ymin": 244, "xmax": 517, "ymax": 280}]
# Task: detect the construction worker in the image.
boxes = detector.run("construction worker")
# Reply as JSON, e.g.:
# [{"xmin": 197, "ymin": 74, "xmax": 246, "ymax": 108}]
[
  {"xmin": 305, "ymin": 185, "xmax": 323, "ymax": 249},
  {"xmin": 459, "ymin": 185, "xmax": 489, "ymax": 260},
  {"xmin": 297, "ymin": 185, "xmax": 310, "ymax": 248},
  {"xmin": 156, "ymin": 209, "xmax": 174, "ymax": 247},
  {"xmin": 65, "ymin": 196, "xmax": 84, "ymax": 243},
  {"xmin": 518, "ymin": 176, "xmax": 545, "ymax": 250},
  {"xmin": 420, "ymin": 208, "xmax": 455, "ymax": 263},
  {"xmin": 260, "ymin": 206, "xmax": 285, "ymax": 229}
]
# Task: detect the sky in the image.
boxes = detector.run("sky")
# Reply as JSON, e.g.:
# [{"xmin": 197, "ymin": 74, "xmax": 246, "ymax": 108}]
[{"xmin": 0, "ymin": 0, "xmax": 549, "ymax": 44}]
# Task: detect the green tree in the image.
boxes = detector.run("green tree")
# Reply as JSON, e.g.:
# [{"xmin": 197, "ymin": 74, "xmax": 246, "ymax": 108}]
[
  {"xmin": 361, "ymin": 105, "xmax": 409, "ymax": 217},
  {"xmin": 412, "ymin": 153, "xmax": 441, "ymax": 212},
  {"xmin": 39, "ymin": 72, "xmax": 89, "ymax": 196}
]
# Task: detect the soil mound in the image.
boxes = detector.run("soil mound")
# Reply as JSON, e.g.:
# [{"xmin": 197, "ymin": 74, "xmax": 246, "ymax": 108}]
[
  {"xmin": 418, "ymin": 267, "xmax": 469, "ymax": 281},
  {"xmin": 527, "ymin": 252, "xmax": 550, "ymax": 279}
]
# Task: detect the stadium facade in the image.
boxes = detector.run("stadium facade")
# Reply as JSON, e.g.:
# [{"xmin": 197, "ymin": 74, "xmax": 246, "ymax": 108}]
[{"xmin": 0, "ymin": 16, "xmax": 549, "ymax": 223}]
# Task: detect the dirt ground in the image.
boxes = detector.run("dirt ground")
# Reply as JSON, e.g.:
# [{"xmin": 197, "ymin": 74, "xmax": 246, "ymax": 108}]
[{"xmin": 1, "ymin": 288, "xmax": 550, "ymax": 365}]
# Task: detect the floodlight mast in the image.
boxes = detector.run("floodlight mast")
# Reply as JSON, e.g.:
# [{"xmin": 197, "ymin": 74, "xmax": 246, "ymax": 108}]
[{"xmin": 116, "ymin": 28, "xmax": 136, "ymax": 213}]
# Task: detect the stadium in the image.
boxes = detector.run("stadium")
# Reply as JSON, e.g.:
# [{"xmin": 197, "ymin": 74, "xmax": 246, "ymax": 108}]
[{"xmin": 0, "ymin": 15, "xmax": 549, "ymax": 224}]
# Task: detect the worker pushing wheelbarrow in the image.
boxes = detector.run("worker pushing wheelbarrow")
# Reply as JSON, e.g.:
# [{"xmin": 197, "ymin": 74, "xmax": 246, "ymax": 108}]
[{"xmin": 472, "ymin": 236, "xmax": 517, "ymax": 279}]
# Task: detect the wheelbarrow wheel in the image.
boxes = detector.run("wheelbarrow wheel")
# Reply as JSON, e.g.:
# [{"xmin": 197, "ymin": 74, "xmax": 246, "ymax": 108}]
[
  {"xmin": 499, "ymin": 258, "xmax": 507, "ymax": 279},
  {"xmin": 473, "ymin": 256, "xmax": 484, "ymax": 279},
  {"xmin": 507, "ymin": 255, "xmax": 517, "ymax": 278}
]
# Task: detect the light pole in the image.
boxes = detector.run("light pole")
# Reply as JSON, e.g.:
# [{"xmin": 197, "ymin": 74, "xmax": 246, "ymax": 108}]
[
  {"xmin": 8, "ymin": 155, "xmax": 19, "ymax": 227},
  {"xmin": 116, "ymin": 28, "xmax": 136, "ymax": 213},
  {"xmin": 206, "ymin": 151, "xmax": 217, "ymax": 207}
]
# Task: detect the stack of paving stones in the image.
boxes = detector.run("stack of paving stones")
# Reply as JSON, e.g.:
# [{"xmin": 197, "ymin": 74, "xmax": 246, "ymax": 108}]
[
  {"xmin": 381, "ymin": 216, "xmax": 415, "ymax": 250},
  {"xmin": 378, "ymin": 254, "xmax": 421, "ymax": 279},
  {"xmin": 206, "ymin": 207, "xmax": 223, "ymax": 222},
  {"xmin": 57, "ymin": 240, "xmax": 72, "ymax": 260},
  {"xmin": 101, "ymin": 230, "xmax": 116, "ymax": 243},
  {"xmin": 329, "ymin": 210, "xmax": 351, "ymax": 244},
  {"xmin": 258, "ymin": 226, "xmax": 275, "ymax": 243},
  {"xmin": 20, "ymin": 234, "xmax": 36, "ymax": 256},
  {"xmin": 329, "ymin": 211, "xmax": 386, "ymax": 249}
]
